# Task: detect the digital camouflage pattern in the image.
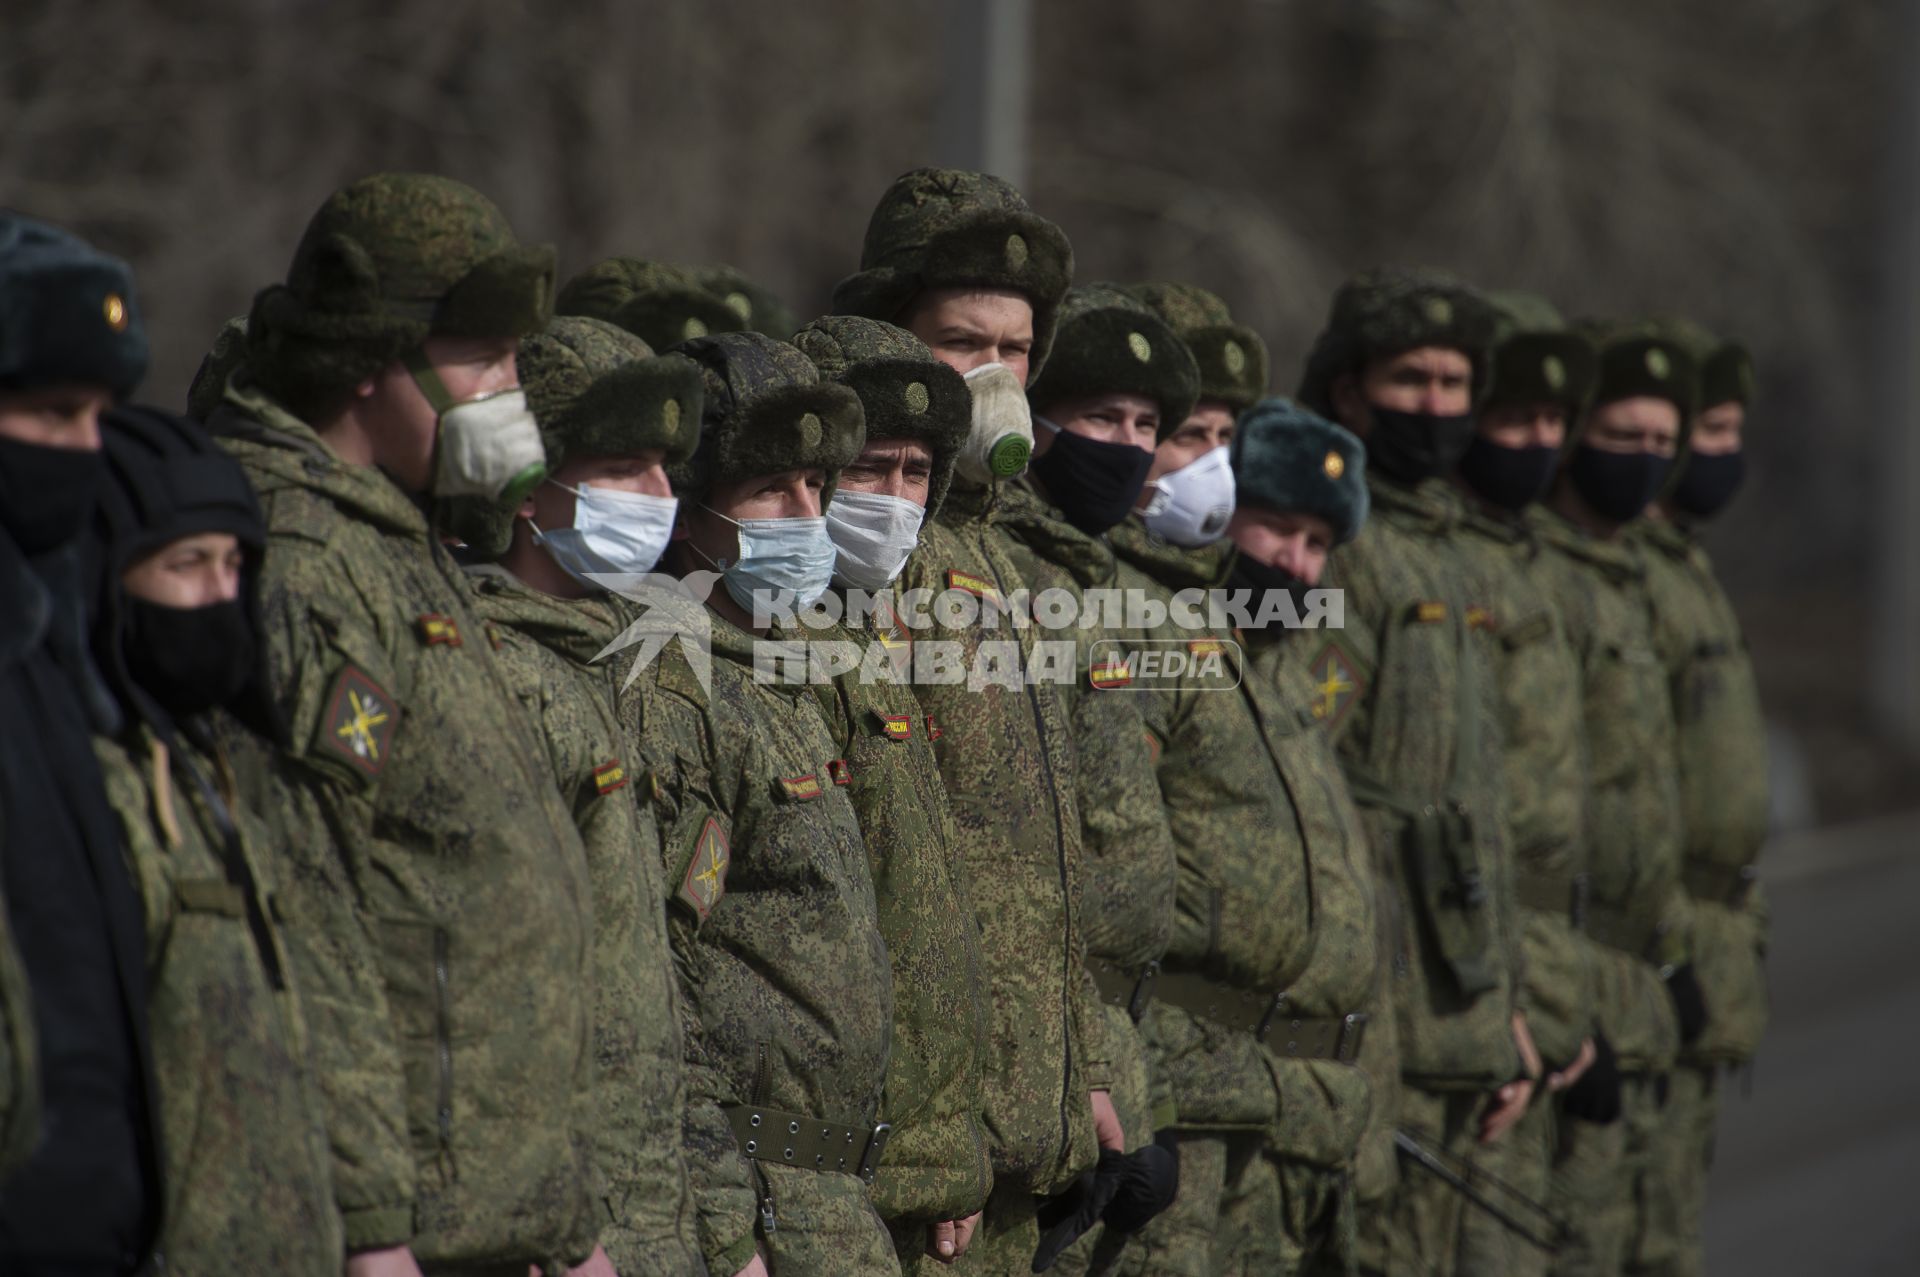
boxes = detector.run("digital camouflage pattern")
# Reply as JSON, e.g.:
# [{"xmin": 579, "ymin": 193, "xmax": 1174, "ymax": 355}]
[
  {"xmin": 628, "ymin": 615, "xmax": 897, "ymax": 1275},
  {"xmin": 209, "ymin": 379, "xmax": 600, "ymax": 1266},
  {"xmin": 465, "ymin": 567, "xmax": 705, "ymax": 1275},
  {"xmin": 0, "ymin": 894, "xmax": 34, "ymax": 1179},
  {"xmin": 895, "ymin": 482, "xmax": 1100, "ymax": 1273},
  {"xmin": 807, "ymin": 617, "xmax": 993, "ymax": 1233},
  {"xmin": 1121, "ymin": 282, "xmax": 1271, "ymax": 412},
  {"xmin": 557, "ymin": 258, "xmax": 748, "ymax": 354},
  {"xmin": 93, "ymin": 724, "xmax": 341, "ymax": 1275}
]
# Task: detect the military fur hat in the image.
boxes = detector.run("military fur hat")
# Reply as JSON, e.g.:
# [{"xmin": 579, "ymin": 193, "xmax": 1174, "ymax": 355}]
[
  {"xmin": 557, "ymin": 257, "xmax": 747, "ymax": 353},
  {"xmin": 832, "ymin": 167, "xmax": 1074, "ymax": 375},
  {"xmin": 1025, "ymin": 285, "xmax": 1201, "ymax": 441},
  {"xmin": 1123, "ymin": 282, "xmax": 1269, "ymax": 412},
  {"xmin": 1651, "ymin": 314, "xmax": 1754, "ymax": 411},
  {"xmin": 670, "ymin": 331, "xmax": 865, "ymax": 504},
  {"xmin": 185, "ymin": 315, "xmax": 249, "ymax": 422},
  {"xmin": 0, "ymin": 213, "xmax": 148, "ymax": 399},
  {"xmin": 246, "ymin": 173, "xmax": 555, "ymax": 415},
  {"xmin": 1296, "ymin": 267, "xmax": 1496, "ymax": 419},
  {"xmin": 1230, "ymin": 397, "xmax": 1370, "ymax": 545},
  {"xmin": 1484, "ymin": 291, "xmax": 1598, "ymax": 415},
  {"xmin": 1578, "ymin": 320, "xmax": 1699, "ymax": 419},
  {"xmin": 694, "ymin": 264, "xmax": 800, "ymax": 340},
  {"xmin": 792, "ymin": 314, "xmax": 970, "ymax": 517}
]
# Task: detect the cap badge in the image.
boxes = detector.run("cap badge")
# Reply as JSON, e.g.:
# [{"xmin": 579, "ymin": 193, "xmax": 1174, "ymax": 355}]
[
  {"xmin": 1005, "ymin": 234, "xmax": 1029, "ymax": 271},
  {"xmin": 724, "ymin": 291, "xmax": 753, "ymax": 321},
  {"xmin": 103, "ymin": 293, "xmax": 129, "ymax": 332},
  {"xmin": 662, "ymin": 399, "xmax": 682, "ymax": 433},
  {"xmin": 904, "ymin": 382, "xmax": 930, "ymax": 414},
  {"xmin": 1645, "ymin": 347, "xmax": 1671, "ymax": 380},
  {"xmin": 797, "ymin": 412, "xmax": 822, "ymax": 447},
  {"xmin": 1223, "ymin": 340, "xmax": 1247, "ymax": 376},
  {"xmin": 683, "ymin": 316, "xmax": 710, "ymax": 340},
  {"xmin": 1128, "ymin": 331, "xmax": 1153, "ymax": 364},
  {"xmin": 1543, "ymin": 355, "xmax": 1566, "ymax": 391},
  {"xmin": 1324, "ymin": 449, "xmax": 1346, "ymax": 479},
  {"xmin": 1423, "ymin": 296, "xmax": 1453, "ymax": 327}
]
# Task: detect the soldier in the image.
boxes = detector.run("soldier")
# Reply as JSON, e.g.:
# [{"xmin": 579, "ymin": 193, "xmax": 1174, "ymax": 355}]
[
  {"xmin": 204, "ymin": 173, "xmax": 604, "ymax": 1277},
  {"xmin": 445, "ymin": 315, "xmax": 711, "ymax": 1274},
  {"xmin": 792, "ymin": 314, "xmax": 995, "ymax": 1265},
  {"xmin": 0, "ymin": 213, "xmax": 163, "ymax": 1275},
  {"xmin": 1298, "ymin": 268, "xmax": 1537, "ymax": 1277},
  {"xmin": 835, "ymin": 167, "xmax": 1105, "ymax": 1275},
  {"xmin": 695, "ymin": 266, "xmax": 800, "ymax": 340},
  {"xmin": 1629, "ymin": 325, "xmax": 1769, "ymax": 1277},
  {"xmin": 87, "ymin": 404, "xmax": 342, "ymax": 1274},
  {"xmin": 1530, "ymin": 324, "xmax": 1699, "ymax": 1277},
  {"xmin": 637, "ymin": 330, "xmax": 897, "ymax": 1275},
  {"xmin": 1449, "ymin": 296, "xmax": 1606, "ymax": 1277},
  {"xmin": 560, "ymin": 257, "xmax": 749, "ymax": 353}
]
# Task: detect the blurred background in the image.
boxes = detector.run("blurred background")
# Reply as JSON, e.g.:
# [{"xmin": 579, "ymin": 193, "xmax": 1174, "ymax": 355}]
[{"xmin": 5, "ymin": 2, "xmax": 1917, "ymax": 1268}]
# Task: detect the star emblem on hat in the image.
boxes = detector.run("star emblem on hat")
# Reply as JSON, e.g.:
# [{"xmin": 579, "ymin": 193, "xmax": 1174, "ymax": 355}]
[
  {"xmin": 1645, "ymin": 348, "xmax": 1671, "ymax": 380},
  {"xmin": 683, "ymin": 316, "xmax": 709, "ymax": 340},
  {"xmin": 1223, "ymin": 340, "xmax": 1247, "ymax": 376},
  {"xmin": 904, "ymin": 381, "xmax": 929, "ymax": 414},
  {"xmin": 1423, "ymin": 296, "xmax": 1453, "ymax": 327},
  {"xmin": 103, "ymin": 292, "xmax": 128, "ymax": 333},
  {"xmin": 1324, "ymin": 449, "xmax": 1345, "ymax": 479},
  {"xmin": 1005, "ymin": 234, "xmax": 1029, "ymax": 271},
  {"xmin": 1128, "ymin": 332, "xmax": 1153, "ymax": 363},
  {"xmin": 1543, "ymin": 355, "xmax": 1566, "ymax": 391}
]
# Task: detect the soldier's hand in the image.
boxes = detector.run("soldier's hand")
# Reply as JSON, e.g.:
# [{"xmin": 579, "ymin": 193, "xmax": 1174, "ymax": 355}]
[
  {"xmin": 927, "ymin": 1211, "xmax": 982, "ymax": 1263},
  {"xmin": 730, "ymin": 1256, "xmax": 770, "ymax": 1277},
  {"xmin": 1090, "ymin": 1088, "xmax": 1126, "ymax": 1152},
  {"xmin": 1547, "ymin": 1037, "xmax": 1598, "ymax": 1092},
  {"xmin": 346, "ymin": 1247, "xmax": 426, "ymax": 1277},
  {"xmin": 1478, "ymin": 1013, "xmax": 1541, "ymax": 1144},
  {"xmin": 564, "ymin": 1246, "xmax": 619, "ymax": 1277}
]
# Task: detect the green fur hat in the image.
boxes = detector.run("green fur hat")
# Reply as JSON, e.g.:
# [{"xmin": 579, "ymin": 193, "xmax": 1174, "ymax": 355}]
[
  {"xmin": 1484, "ymin": 291, "xmax": 1598, "ymax": 415},
  {"xmin": 0, "ymin": 213, "xmax": 149, "ymax": 399},
  {"xmin": 669, "ymin": 331, "xmax": 865, "ymax": 505},
  {"xmin": 1651, "ymin": 315, "xmax": 1754, "ymax": 411},
  {"xmin": 245, "ymin": 173, "xmax": 555, "ymax": 417},
  {"xmin": 1296, "ymin": 267, "xmax": 1496, "ymax": 419},
  {"xmin": 185, "ymin": 314, "xmax": 250, "ymax": 421},
  {"xmin": 1568, "ymin": 319, "xmax": 1699, "ymax": 460},
  {"xmin": 694, "ymin": 264, "xmax": 800, "ymax": 339},
  {"xmin": 1230, "ymin": 396, "xmax": 1370, "ymax": 545},
  {"xmin": 1025, "ymin": 285, "xmax": 1201, "ymax": 441},
  {"xmin": 792, "ymin": 314, "xmax": 970, "ymax": 518},
  {"xmin": 832, "ymin": 167, "xmax": 1074, "ymax": 375},
  {"xmin": 1122, "ymin": 281, "xmax": 1269, "ymax": 412},
  {"xmin": 557, "ymin": 257, "xmax": 747, "ymax": 353}
]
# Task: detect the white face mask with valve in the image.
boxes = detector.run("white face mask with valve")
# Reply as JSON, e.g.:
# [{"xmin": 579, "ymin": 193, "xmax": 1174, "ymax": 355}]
[
  {"xmin": 406, "ymin": 350, "xmax": 548, "ymax": 504},
  {"xmin": 825, "ymin": 488, "xmax": 925, "ymax": 590},
  {"xmin": 530, "ymin": 480, "xmax": 678, "ymax": 586},
  {"xmin": 1138, "ymin": 444, "xmax": 1237, "ymax": 546},
  {"xmin": 955, "ymin": 361, "xmax": 1035, "ymax": 485}
]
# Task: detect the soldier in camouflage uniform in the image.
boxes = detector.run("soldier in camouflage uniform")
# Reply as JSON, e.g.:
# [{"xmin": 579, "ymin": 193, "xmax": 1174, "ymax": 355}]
[
  {"xmin": 206, "ymin": 173, "xmax": 604, "ymax": 1275},
  {"xmin": 1627, "ymin": 326, "xmax": 1769, "ymax": 1277},
  {"xmin": 637, "ymin": 330, "xmax": 898, "ymax": 1276},
  {"xmin": 444, "ymin": 315, "xmax": 711, "ymax": 1274},
  {"xmin": 1448, "ymin": 297, "xmax": 1606, "ymax": 1277},
  {"xmin": 1530, "ymin": 325, "xmax": 1699, "ymax": 1277},
  {"xmin": 836, "ymin": 168, "xmax": 1104, "ymax": 1275},
  {"xmin": 696, "ymin": 266, "xmax": 800, "ymax": 341},
  {"xmin": 1299, "ymin": 269, "xmax": 1537, "ymax": 1277},
  {"xmin": 793, "ymin": 315, "xmax": 996, "ymax": 1265},
  {"xmin": 560, "ymin": 257, "xmax": 750, "ymax": 354},
  {"xmin": 86, "ymin": 404, "xmax": 342, "ymax": 1274}
]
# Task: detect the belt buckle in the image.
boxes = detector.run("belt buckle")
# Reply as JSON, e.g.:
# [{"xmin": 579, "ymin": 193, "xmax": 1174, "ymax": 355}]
[
  {"xmin": 1128, "ymin": 961, "xmax": 1161, "ymax": 1022},
  {"xmin": 1254, "ymin": 992, "xmax": 1288, "ymax": 1044},
  {"xmin": 857, "ymin": 1122, "xmax": 892, "ymax": 1184},
  {"xmin": 1336, "ymin": 1012, "xmax": 1369, "ymax": 1064}
]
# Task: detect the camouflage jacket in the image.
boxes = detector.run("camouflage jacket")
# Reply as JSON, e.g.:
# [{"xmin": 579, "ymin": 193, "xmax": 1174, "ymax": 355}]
[
  {"xmin": 630, "ymin": 610, "xmax": 892, "ymax": 1269},
  {"xmin": 1635, "ymin": 519, "xmax": 1770, "ymax": 1065},
  {"xmin": 1312, "ymin": 475, "xmax": 1522, "ymax": 1091},
  {"xmin": 1454, "ymin": 509, "xmax": 1595, "ymax": 1071},
  {"xmin": 1531, "ymin": 509, "xmax": 1683, "ymax": 1074},
  {"xmin": 210, "ymin": 381, "xmax": 600, "ymax": 1265},
  {"xmin": 896, "ymin": 481, "xmax": 1099, "ymax": 1196},
  {"xmin": 465, "ymin": 567, "xmax": 705, "ymax": 1275},
  {"xmin": 809, "ymin": 613, "xmax": 993, "ymax": 1224},
  {"xmin": 93, "ymin": 722, "xmax": 342, "ymax": 1275},
  {"xmin": 0, "ymin": 892, "xmax": 33, "ymax": 1180}
]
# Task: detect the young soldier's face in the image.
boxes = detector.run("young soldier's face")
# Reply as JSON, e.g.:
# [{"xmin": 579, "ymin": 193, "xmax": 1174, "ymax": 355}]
[
  {"xmin": 122, "ymin": 532, "xmax": 244, "ymax": 608},
  {"xmin": 1034, "ymin": 392, "xmax": 1159, "ymax": 456},
  {"xmin": 901, "ymin": 288, "xmax": 1036, "ymax": 387},
  {"xmin": 361, "ymin": 334, "xmax": 522, "ymax": 493},
  {"xmin": 1226, "ymin": 507, "xmax": 1335, "ymax": 587},
  {"xmin": 1478, "ymin": 402, "xmax": 1567, "ymax": 451},
  {"xmin": 1584, "ymin": 396, "xmax": 1681, "ymax": 459},
  {"xmin": 835, "ymin": 439, "xmax": 934, "ymax": 509},
  {"xmin": 1146, "ymin": 401, "xmax": 1235, "ymax": 488},
  {"xmin": 673, "ymin": 467, "xmax": 826, "ymax": 572},
  {"xmin": 1690, "ymin": 401, "xmax": 1745, "ymax": 455},
  {"xmin": 527, "ymin": 448, "xmax": 671, "ymax": 531},
  {"xmin": 1332, "ymin": 346, "xmax": 1473, "ymax": 432},
  {"xmin": 0, "ymin": 384, "xmax": 113, "ymax": 450}
]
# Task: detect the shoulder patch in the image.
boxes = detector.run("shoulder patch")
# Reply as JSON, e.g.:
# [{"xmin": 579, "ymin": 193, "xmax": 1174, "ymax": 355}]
[
  {"xmin": 317, "ymin": 666, "xmax": 398, "ymax": 777},
  {"xmin": 774, "ymin": 773, "xmax": 824, "ymax": 802},
  {"xmin": 875, "ymin": 711, "xmax": 913, "ymax": 741},
  {"xmin": 417, "ymin": 613, "xmax": 463, "ymax": 647},
  {"xmin": 1307, "ymin": 639, "xmax": 1364, "ymax": 730},
  {"xmin": 1410, "ymin": 601, "xmax": 1448, "ymax": 625},
  {"xmin": 1187, "ymin": 638, "xmax": 1225, "ymax": 658},
  {"xmin": 1465, "ymin": 605, "xmax": 1495, "ymax": 632},
  {"xmin": 945, "ymin": 570, "xmax": 1004, "ymax": 605},
  {"xmin": 1089, "ymin": 657, "xmax": 1133, "ymax": 690},
  {"xmin": 593, "ymin": 759, "xmax": 630, "ymax": 797},
  {"xmin": 828, "ymin": 758, "xmax": 852, "ymax": 786},
  {"xmin": 677, "ymin": 816, "xmax": 731, "ymax": 919}
]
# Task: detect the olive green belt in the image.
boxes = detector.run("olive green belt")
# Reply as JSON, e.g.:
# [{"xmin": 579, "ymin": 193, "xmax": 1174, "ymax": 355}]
[
  {"xmin": 723, "ymin": 1104, "xmax": 891, "ymax": 1183},
  {"xmin": 1582, "ymin": 900, "xmax": 1660, "ymax": 961},
  {"xmin": 1514, "ymin": 863, "xmax": 1587, "ymax": 921},
  {"xmin": 1152, "ymin": 970, "xmax": 1369, "ymax": 1063},
  {"xmin": 1681, "ymin": 860, "xmax": 1758, "ymax": 906},
  {"xmin": 1090, "ymin": 959, "xmax": 1157, "ymax": 1020}
]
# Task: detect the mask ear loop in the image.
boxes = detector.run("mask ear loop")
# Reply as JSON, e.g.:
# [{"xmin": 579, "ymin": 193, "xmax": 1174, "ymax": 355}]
[{"xmin": 403, "ymin": 347, "xmax": 458, "ymax": 487}]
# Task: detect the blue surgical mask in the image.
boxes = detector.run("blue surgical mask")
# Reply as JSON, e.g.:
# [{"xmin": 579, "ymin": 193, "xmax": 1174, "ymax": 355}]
[
  {"xmin": 825, "ymin": 489, "xmax": 925, "ymax": 590},
  {"xmin": 695, "ymin": 506, "xmax": 839, "ymax": 614},
  {"xmin": 530, "ymin": 480, "xmax": 678, "ymax": 586}
]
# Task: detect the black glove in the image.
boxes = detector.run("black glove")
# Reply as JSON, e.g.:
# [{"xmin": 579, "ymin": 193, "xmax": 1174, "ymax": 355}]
[
  {"xmin": 1100, "ymin": 1136, "xmax": 1181, "ymax": 1236},
  {"xmin": 1032, "ymin": 1148, "xmax": 1127, "ymax": 1272},
  {"xmin": 1560, "ymin": 1033, "xmax": 1623, "ymax": 1125},
  {"xmin": 1665, "ymin": 963, "xmax": 1709, "ymax": 1045}
]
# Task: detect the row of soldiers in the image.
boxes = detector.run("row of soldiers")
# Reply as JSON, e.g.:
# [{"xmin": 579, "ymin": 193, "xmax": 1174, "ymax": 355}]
[{"xmin": 0, "ymin": 164, "xmax": 1768, "ymax": 1277}]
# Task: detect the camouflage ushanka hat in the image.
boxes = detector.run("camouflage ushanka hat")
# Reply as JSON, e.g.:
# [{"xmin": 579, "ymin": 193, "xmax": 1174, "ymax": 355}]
[
  {"xmin": 1123, "ymin": 281, "xmax": 1269, "ymax": 413},
  {"xmin": 1483, "ymin": 291, "xmax": 1598, "ymax": 415},
  {"xmin": 1569, "ymin": 318, "xmax": 1700, "ymax": 455},
  {"xmin": 669, "ymin": 330, "xmax": 865, "ymax": 506},
  {"xmin": 247, "ymin": 173, "xmax": 555, "ymax": 415},
  {"xmin": 792, "ymin": 314, "xmax": 970, "ymax": 517},
  {"xmin": 832, "ymin": 167, "xmax": 1074, "ymax": 375},
  {"xmin": 557, "ymin": 257, "xmax": 747, "ymax": 353},
  {"xmin": 1651, "ymin": 314, "xmax": 1755, "ymax": 411},
  {"xmin": 693, "ymin": 264, "xmax": 800, "ymax": 340},
  {"xmin": 1230, "ymin": 396, "xmax": 1369, "ymax": 545},
  {"xmin": 1024, "ymin": 285, "xmax": 1201, "ymax": 441},
  {"xmin": 1296, "ymin": 266, "xmax": 1497, "ymax": 419}
]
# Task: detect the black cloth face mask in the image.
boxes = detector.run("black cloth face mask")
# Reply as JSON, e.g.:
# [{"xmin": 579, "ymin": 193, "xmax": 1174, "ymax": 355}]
[
  {"xmin": 1670, "ymin": 450, "xmax": 1745, "ymax": 520},
  {"xmin": 1031, "ymin": 423, "xmax": 1155, "ymax": 535},
  {"xmin": 1363, "ymin": 405, "xmax": 1478, "ymax": 485},
  {"xmin": 1230, "ymin": 553, "xmax": 1314, "ymax": 631},
  {"xmin": 1457, "ymin": 438, "xmax": 1559, "ymax": 512},
  {"xmin": 0, "ymin": 435, "xmax": 105, "ymax": 556},
  {"xmin": 1568, "ymin": 445, "xmax": 1671, "ymax": 525},
  {"xmin": 123, "ymin": 597, "xmax": 256, "ymax": 719}
]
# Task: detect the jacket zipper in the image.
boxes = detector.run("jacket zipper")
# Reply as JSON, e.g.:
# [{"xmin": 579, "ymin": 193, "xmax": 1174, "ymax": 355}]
[{"xmin": 434, "ymin": 926, "xmax": 454, "ymax": 1153}]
